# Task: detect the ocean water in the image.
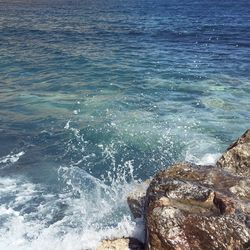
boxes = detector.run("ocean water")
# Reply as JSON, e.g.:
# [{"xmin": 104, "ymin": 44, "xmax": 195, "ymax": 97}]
[{"xmin": 0, "ymin": 0, "xmax": 249, "ymax": 249}]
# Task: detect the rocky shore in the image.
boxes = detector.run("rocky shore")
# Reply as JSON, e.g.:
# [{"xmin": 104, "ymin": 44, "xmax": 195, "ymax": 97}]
[{"xmin": 98, "ymin": 129, "xmax": 250, "ymax": 250}]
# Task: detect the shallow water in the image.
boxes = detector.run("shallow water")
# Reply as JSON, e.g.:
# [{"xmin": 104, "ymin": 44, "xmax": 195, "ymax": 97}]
[{"xmin": 0, "ymin": 0, "xmax": 250, "ymax": 249}]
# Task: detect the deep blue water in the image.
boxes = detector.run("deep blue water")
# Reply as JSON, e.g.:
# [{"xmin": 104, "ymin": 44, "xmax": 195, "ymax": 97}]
[{"xmin": 0, "ymin": 0, "xmax": 250, "ymax": 249}]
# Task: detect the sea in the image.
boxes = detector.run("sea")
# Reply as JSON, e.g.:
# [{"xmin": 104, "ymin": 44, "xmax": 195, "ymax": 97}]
[{"xmin": 0, "ymin": 0, "xmax": 249, "ymax": 249}]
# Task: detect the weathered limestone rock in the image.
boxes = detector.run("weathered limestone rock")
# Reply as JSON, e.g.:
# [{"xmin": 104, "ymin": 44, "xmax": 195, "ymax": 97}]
[
  {"xmin": 97, "ymin": 237, "xmax": 144, "ymax": 250},
  {"xmin": 145, "ymin": 162, "xmax": 250, "ymax": 250},
  {"xmin": 217, "ymin": 129, "xmax": 250, "ymax": 177},
  {"xmin": 127, "ymin": 181, "xmax": 150, "ymax": 218}
]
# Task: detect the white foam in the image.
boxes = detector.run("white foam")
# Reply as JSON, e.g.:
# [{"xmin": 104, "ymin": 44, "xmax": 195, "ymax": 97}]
[
  {"xmin": 0, "ymin": 151, "xmax": 25, "ymax": 165},
  {"xmin": 64, "ymin": 120, "xmax": 71, "ymax": 129},
  {"xmin": 0, "ymin": 214, "xmax": 142, "ymax": 250},
  {"xmin": 197, "ymin": 153, "xmax": 221, "ymax": 165},
  {"xmin": 0, "ymin": 167, "xmax": 144, "ymax": 250},
  {"xmin": 185, "ymin": 152, "xmax": 221, "ymax": 165},
  {"xmin": 182, "ymin": 133, "xmax": 222, "ymax": 166}
]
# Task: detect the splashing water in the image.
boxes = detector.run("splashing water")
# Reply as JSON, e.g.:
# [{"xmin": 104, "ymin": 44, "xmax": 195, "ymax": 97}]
[{"xmin": 0, "ymin": 0, "xmax": 249, "ymax": 248}]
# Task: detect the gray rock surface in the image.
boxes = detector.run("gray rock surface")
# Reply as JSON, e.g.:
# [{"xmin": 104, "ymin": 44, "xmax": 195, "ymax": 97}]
[{"xmin": 217, "ymin": 129, "xmax": 250, "ymax": 177}]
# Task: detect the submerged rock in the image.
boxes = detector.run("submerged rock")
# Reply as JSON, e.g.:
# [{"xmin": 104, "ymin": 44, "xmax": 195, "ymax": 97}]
[
  {"xmin": 145, "ymin": 162, "xmax": 250, "ymax": 250},
  {"xmin": 217, "ymin": 129, "xmax": 250, "ymax": 177},
  {"xmin": 97, "ymin": 237, "xmax": 144, "ymax": 250}
]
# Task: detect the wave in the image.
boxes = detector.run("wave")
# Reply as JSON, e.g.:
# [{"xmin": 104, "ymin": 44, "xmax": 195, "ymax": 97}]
[{"xmin": 0, "ymin": 151, "xmax": 25, "ymax": 168}]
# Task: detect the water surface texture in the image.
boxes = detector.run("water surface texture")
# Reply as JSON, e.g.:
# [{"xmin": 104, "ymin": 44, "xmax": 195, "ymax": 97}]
[{"xmin": 0, "ymin": 0, "xmax": 250, "ymax": 249}]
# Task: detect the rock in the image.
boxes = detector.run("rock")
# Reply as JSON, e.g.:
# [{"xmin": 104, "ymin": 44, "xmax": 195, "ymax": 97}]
[
  {"xmin": 230, "ymin": 179, "xmax": 250, "ymax": 200},
  {"xmin": 145, "ymin": 162, "xmax": 250, "ymax": 250},
  {"xmin": 97, "ymin": 237, "xmax": 144, "ymax": 250},
  {"xmin": 127, "ymin": 181, "xmax": 150, "ymax": 218},
  {"xmin": 217, "ymin": 129, "xmax": 250, "ymax": 177}
]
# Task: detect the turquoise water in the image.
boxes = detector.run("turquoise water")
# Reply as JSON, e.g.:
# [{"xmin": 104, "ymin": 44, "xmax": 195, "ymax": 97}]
[{"xmin": 0, "ymin": 0, "xmax": 250, "ymax": 249}]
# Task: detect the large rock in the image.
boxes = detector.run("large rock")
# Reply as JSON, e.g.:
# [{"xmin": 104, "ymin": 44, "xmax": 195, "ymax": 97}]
[
  {"xmin": 97, "ymin": 237, "xmax": 144, "ymax": 250},
  {"xmin": 217, "ymin": 129, "xmax": 250, "ymax": 177},
  {"xmin": 145, "ymin": 162, "xmax": 250, "ymax": 250}
]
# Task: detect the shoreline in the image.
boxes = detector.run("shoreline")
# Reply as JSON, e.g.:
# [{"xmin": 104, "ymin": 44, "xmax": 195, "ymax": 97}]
[{"xmin": 98, "ymin": 129, "xmax": 250, "ymax": 249}]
